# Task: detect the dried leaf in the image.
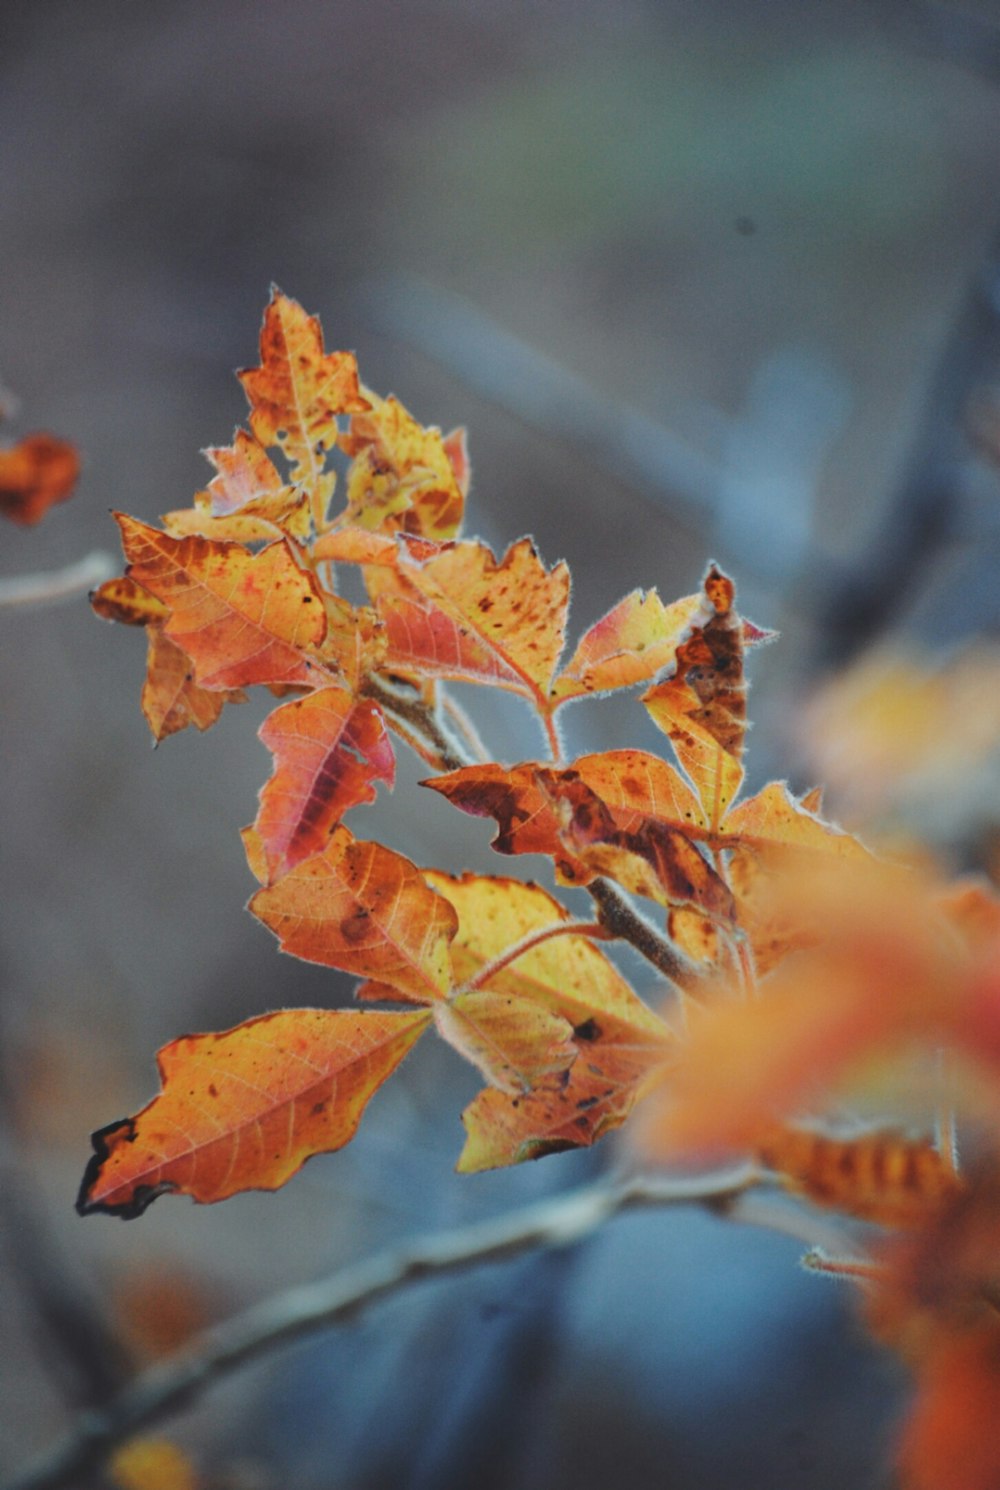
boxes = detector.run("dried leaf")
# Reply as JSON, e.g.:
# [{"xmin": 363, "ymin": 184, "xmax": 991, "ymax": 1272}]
[{"xmin": 77, "ymin": 1007, "xmax": 430, "ymax": 1215}]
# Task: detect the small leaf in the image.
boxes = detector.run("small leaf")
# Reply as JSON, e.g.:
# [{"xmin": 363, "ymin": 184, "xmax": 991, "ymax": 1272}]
[
  {"xmin": 91, "ymin": 576, "xmax": 168, "ymax": 626},
  {"xmin": 77, "ymin": 1007, "xmax": 430, "ymax": 1215},
  {"xmin": 142, "ymin": 628, "xmax": 246, "ymax": 742},
  {"xmin": 552, "ymin": 588, "xmax": 701, "ymax": 704},
  {"xmin": 117, "ymin": 515, "xmax": 327, "ymax": 690},
  {"xmin": 250, "ymin": 827, "xmax": 457, "ymax": 1002},
  {"xmin": 0, "ymin": 432, "xmax": 80, "ymax": 525},
  {"xmin": 255, "ymin": 686, "xmax": 395, "ymax": 880},
  {"xmin": 338, "ymin": 391, "xmax": 465, "ymax": 538}
]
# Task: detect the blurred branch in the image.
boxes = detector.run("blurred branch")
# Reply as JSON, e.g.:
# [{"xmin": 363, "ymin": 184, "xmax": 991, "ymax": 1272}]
[
  {"xmin": 2, "ymin": 1165, "xmax": 767, "ymax": 1490},
  {"xmin": 0, "ymin": 551, "xmax": 115, "ymax": 610}
]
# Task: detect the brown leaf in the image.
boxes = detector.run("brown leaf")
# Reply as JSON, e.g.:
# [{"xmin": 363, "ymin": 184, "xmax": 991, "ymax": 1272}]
[{"xmin": 0, "ymin": 432, "xmax": 80, "ymax": 525}]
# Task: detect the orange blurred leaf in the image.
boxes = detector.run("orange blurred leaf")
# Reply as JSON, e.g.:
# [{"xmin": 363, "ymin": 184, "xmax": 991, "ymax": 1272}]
[
  {"xmin": 77, "ymin": 1007, "xmax": 430, "ymax": 1215},
  {"xmin": 0, "ymin": 432, "xmax": 80, "ymax": 525},
  {"xmin": 254, "ymin": 686, "xmax": 395, "ymax": 880},
  {"xmin": 117, "ymin": 515, "xmax": 327, "ymax": 689},
  {"xmin": 109, "ymin": 1438, "xmax": 199, "ymax": 1490},
  {"xmin": 250, "ymin": 827, "xmax": 457, "ymax": 1001}
]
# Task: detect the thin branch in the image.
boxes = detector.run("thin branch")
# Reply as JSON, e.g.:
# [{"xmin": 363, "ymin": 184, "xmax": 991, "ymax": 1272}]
[
  {"xmin": 587, "ymin": 878, "xmax": 701, "ymax": 991},
  {"xmin": 363, "ymin": 674, "xmax": 468, "ymax": 772},
  {"xmin": 0, "ymin": 552, "xmax": 116, "ymax": 610},
  {"xmin": 2, "ymin": 1166, "xmax": 759, "ymax": 1490}
]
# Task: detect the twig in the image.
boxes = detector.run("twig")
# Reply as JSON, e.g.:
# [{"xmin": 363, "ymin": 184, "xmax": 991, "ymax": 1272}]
[
  {"xmin": 587, "ymin": 878, "xmax": 701, "ymax": 991},
  {"xmin": 363, "ymin": 674, "xmax": 467, "ymax": 772},
  {"xmin": 1, "ymin": 1166, "xmax": 759, "ymax": 1490},
  {"xmin": 0, "ymin": 552, "xmax": 116, "ymax": 610}
]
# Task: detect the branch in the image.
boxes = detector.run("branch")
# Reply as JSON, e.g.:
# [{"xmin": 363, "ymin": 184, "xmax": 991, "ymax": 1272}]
[
  {"xmin": 587, "ymin": 878, "xmax": 702, "ymax": 991},
  {"xmin": 0, "ymin": 552, "xmax": 116, "ymax": 610},
  {"xmin": 2, "ymin": 1165, "xmax": 759, "ymax": 1490}
]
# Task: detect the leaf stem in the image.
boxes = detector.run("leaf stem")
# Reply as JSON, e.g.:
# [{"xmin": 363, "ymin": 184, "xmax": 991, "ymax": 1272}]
[
  {"xmin": 586, "ymin": 878, "xmax": 701, "ymax": 992},
  {"xmin": 461, "ymin": 919, "xmax": 611, "ymax": 994},
  {"xmin": 1, "ymin": 1166, "xmax": 759, "ymax": 1490}
]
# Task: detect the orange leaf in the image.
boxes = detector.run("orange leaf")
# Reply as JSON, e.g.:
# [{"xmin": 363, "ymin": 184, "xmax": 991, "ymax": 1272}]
[
  {"xmin": 380, "ymin": 536, "xmax": 570, "ymax": 701},
  {"xmin": 254, "ymin": 686, "xmax": 395, "ymax": 880},
  {"xmin": 109, "ymin": 1439, "xmax": 199, "ymax": 1490},
  {"xmin": 77, "ymin": 1007, "xmax": 430, "ymax": 1216},
  {"xmin": 0, "ymin": 432, "xmax": 80, "ymax": 525},
  {"xmin": 238, "ymin": 289, "xmax": 369, "ymax": 496},
  {"xmin": 91, "ymin": 575, "xmax": 168, "ymax": 626},
  {"xmin": 142, "ymin": 627, "xmax": 246, "ymax": 742},
  {"xmin": 434, "ymin": 991, "xmax": 576, "ymax": 1094},
  {"xmin": 338, "ymin": 391, "xmax": 465, "ymax": 538},
  {"xmin": 722, "ymin": 780, "xmax": 870, "ymax": 859},
  {"xmin": 117, "ymin": 515, "xmax": 327, "ymax": 689},
  {"xmin": 250, "ymin": 827, "xmax": 457, "ymax": 1002},
  {"xmin": 552, "ymin": 589, "xmax": 701, "ymax": 705}
]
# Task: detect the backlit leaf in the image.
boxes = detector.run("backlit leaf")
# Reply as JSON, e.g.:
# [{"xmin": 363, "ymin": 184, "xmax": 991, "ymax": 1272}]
[
  {"xmin": 552, "ymin": 589, "xmax": 701, "ymax": 704},
  {"xmin": 76, "ymin": 1007, "xmax": 429, "ymax": 1215},
  {"xmin": 142, "ymin": 628, "xmax": 246, "ymax": 742},
  {"xmin": 250, "ymin": 827, "xmax": 457, "ymax": 1002},
  {"xmin": 117, "ymin": 515, "xmax": 327, "ymax": 690},
  {"xmin": 238, "ymin": 289, "xmax": 369, "ymax": 496},
  {"xmin": 255, "ymin": 686, "xmax": 395, "ymax": 880},
  {"xmin": 91, "ymin": 576, "xmax": 168, "ymax": 627},
  {"xmin": 338, "ymin": 391, "xmax": 465, "ymax": 538},
  {"xmin": 434, "ymin": 991, "xmax": 576, "ymax": 1094}
]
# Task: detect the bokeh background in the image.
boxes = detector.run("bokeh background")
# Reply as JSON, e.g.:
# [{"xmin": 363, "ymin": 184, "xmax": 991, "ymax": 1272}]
[{"xmin": 3, "ymin": 2, "xmax": 1000, "ymax": 1487}]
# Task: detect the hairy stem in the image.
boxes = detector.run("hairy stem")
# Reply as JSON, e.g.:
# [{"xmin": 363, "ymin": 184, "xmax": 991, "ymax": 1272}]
[
  {"xmin": 462, "ymin": 918, "xmax": 610, "ymax": 993},
  {"xmin": 587, "ymin": 879, "xmax": 701, "ymax": 992},
  {"xmin": 1, "ymin": 1166, "xmax": 759, "ymax": 1490},
  {"xmin": 363, "ymin": 674, "xmax": 467, "ymax": 772}
]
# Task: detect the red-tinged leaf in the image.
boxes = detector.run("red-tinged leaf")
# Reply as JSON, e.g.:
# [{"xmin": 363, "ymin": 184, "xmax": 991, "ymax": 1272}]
[
  {"xmin": 337, "ymin": 392, "xmax": 465, "ymax": 538},
  {"xmin": 424, "ymin": 871, "xmax": 665, "ymax": 1038},
  {"xmin": 552, "ymin": 589, "xmax": 701, "ymax": 705},
  {"xmin": 458, "ymin": 1041, "xmax": 669, "ymax": 1173},
  {"xmin": 255, "ymin": 686, "xmax": 395, "ymax": 880},
  {"xmin": 238, "ymin": 289, "xmax": 369, "ymax": 494},
  {"xmin": 382, "ymin": 536, "xmax": 570, "ymax": 700},
  {"xmin": 0, "ymin": 432, "xmax": 80, "ymax": 525},
  {"xmin": 204, "ymin": 428, "xmax": 292, "ymax": 515},
  {"xmin": 643, "ymin": 563, "xmax": 749, "ymax": 830},
  {"xmin": 77, "ymin": 1007, "xmax": 430, "ymax": 1216},
  {"xmin": 250, "ymin": 827, "xmax": 457, "ymax": 1002},
  {"xmin": 433, "ymin": 991, "xmax": 576, "ymax": 1094},
  {"xmin": 116, "ymin": 515, "xmax": 327, "ymax": 690},
  {"xmin": 142, "ymin": 627, "xmax": 246, "ymax": 742},
  {"xmin": 91, "ymin": 576, "xmax": 168, "ymax": 626}
]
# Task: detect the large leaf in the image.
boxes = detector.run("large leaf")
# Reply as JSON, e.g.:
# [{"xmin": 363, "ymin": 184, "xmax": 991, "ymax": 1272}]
[
  {"xmin": 77, "ymin": 1007, "xmax": 430, "ymax": 1216},
  {"xmin": 117, "ymin": 516, "xmax": 327, "ymax": 689},
  {"xmin": 254, "ymin": 686, "xmax": 395, "ymax": 880},
  {"xmin": 250, "ymin": 827, "xmax": 457, "ymax": 1002}
]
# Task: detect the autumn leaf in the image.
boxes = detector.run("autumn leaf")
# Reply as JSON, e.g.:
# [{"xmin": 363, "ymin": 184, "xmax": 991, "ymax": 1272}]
[
  {"xmin": 77, "ymin": 1007, "xmax": 429, "ymax": 1215},
  {"xmin": 337, "ymin": 391, "xmax": 465, "ymax": 538},
  {"xmin": 254, "ymin": 686, "xmax": 395, "ymax": 880},
  {"xmin": 722, "ymin": 780, "xmax": 870, "ymax": 860},
  {"xmin": 377, "ymin": 536, "xmax": 570, "ymax": 705},
  {"xmin": 238, "ymin": 288, "xmax": 369, "ymax": 508},
  {"xmin": 0, "ymin": 431, "xmax": 80, "ymax": 525},
  {"xmin": 142, "ymin": 627, "xmax": 246, "ymax": 742},
  {"xmin": 552, "ymin": 588, "xmax": 701, "ymax": 705},
  {"xmin": 91, "ymin": 576, "xmax": 168, "ymax": 626},
  {"xmin": 109, "ymin": 1439, "xmax": 199, "ymax": 1490},
  {"xmin": 434, "ymin": 991, "xmax": 577, "ymax": 1094},
  {"xmin": 250, "ymin": 827, "xmax": 457, "ymax": 1002},
  {"xmin": 116, "ymin": 515, "xmax": 327, "ymax": 689}
]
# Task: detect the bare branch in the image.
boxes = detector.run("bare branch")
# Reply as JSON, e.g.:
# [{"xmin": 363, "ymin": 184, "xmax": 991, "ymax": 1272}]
[
  {"xmin": 587, "ymin": 878, "xmax": 702, "ymax": 992},
  {"xmin": 0, "ymin": 552, "xmax": 116, "ymax": 610},
  {"xmin": 2, "ymin": 1166, "xmax": 759, "ymax": 1490}
]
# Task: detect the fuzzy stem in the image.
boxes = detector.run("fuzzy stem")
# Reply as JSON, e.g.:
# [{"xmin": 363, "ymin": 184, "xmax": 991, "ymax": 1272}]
[
  {"xmin": 462, "ymin": 919, "xmax": 610, "ymax": 994},
  {"xmin": 586, "ymin": 878, "xmax": 701, "ymax": 992},
  {"xmin": 363, "ymin": 675, "xmax": 467, "ymax": 772}
]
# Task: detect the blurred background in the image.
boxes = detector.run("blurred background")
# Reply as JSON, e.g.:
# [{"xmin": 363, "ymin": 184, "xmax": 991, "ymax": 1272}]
[{"xmin": 3, "ymin": 2, "xmax": 1000, "ymax": 1486}]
